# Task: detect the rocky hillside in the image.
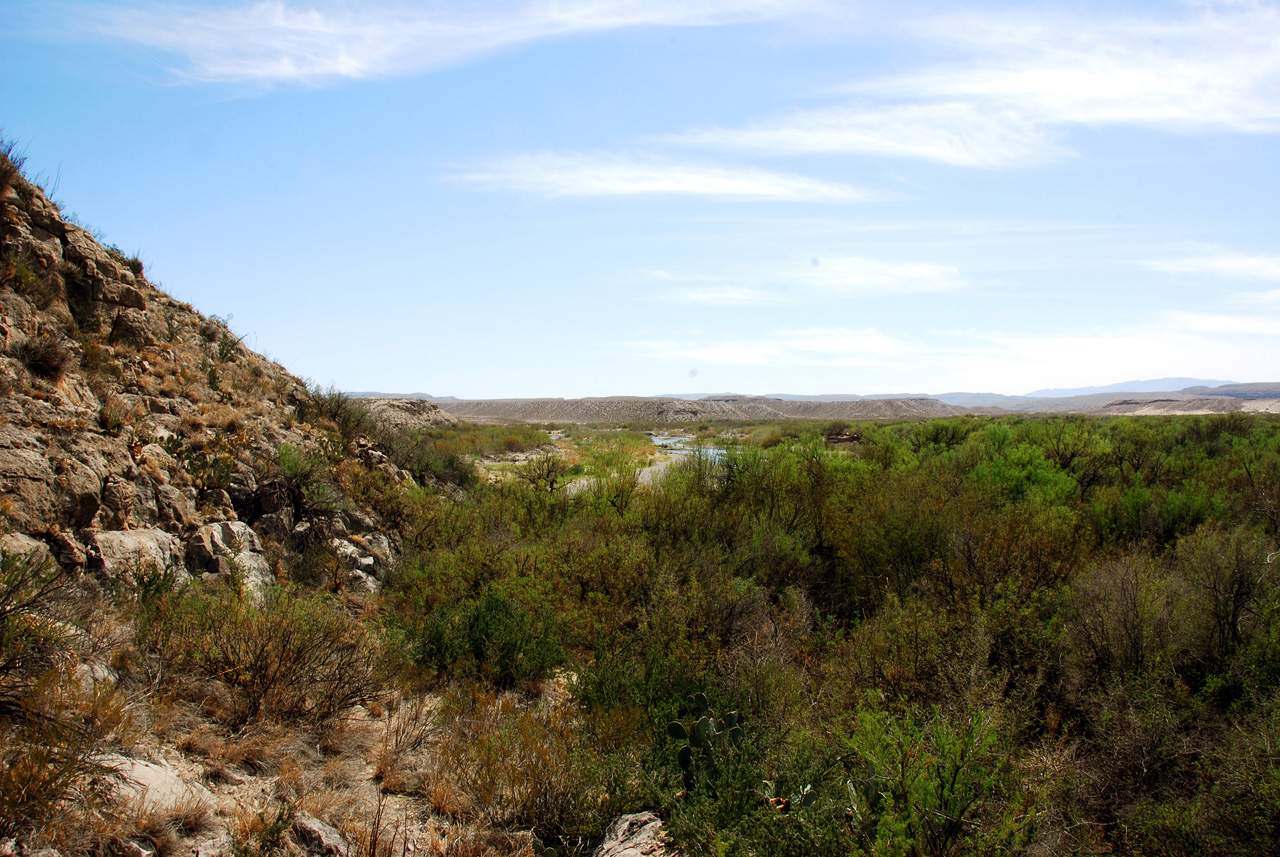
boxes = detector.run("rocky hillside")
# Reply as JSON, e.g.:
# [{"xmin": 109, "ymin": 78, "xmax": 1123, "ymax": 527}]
[
  {"xmin": 0, "ymin": 157, "xmax": 468, "ymax": 591},
  {"xmin": 0, "ymin": 148, "xmax": 572, "ymax": 857}
]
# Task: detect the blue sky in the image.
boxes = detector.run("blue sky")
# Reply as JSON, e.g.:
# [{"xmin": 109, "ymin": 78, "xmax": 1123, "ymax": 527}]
[{"xmin": 3, "ymin": 0, "xmax": 1279, "ymax": 397}]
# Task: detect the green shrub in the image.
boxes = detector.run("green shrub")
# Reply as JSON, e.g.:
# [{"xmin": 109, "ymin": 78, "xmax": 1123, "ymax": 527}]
[
  {"xmin": 147, "ymin": 583, "xmax": 387, "ymax": 728},
  {"xmin": 844, "ymin": 706, "xmax": 1034, "ymax": 857},
  {"xmin": 405, "ymin": 587, "xmax": 563, "ymax": 689}
]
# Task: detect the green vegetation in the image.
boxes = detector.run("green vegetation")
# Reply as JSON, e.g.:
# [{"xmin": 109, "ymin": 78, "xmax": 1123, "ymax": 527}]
[
  {"xmin": 8, "ymin": 384, "xmax": 1280, "ymax": 853},
  {"xmin": 374, "ymin": 412, "xmax": 1280, "ymax": 855}
]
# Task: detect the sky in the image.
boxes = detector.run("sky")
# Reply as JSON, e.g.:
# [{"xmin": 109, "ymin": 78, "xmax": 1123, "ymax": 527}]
[{"xmin": 3, "ymin": 0, "xmax": 1279, "ymax": 398}]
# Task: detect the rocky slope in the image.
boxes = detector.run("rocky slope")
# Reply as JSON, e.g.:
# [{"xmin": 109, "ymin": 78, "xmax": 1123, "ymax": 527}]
[
  {"xmin": 0, "ymin": 151, "xmax": 564, "ymax": 857},
  {"xmin": 0, "ymin": 166, "xmax": 468, "ymax": 592}
]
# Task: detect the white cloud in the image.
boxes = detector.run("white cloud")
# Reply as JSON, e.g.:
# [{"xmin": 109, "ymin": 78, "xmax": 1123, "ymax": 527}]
[
  {"xmin": 458, "ymin": 152, "xmax": 871, "ymax": 201},
  {"xmin": 677, "ymin": 2, "xmax": 1280, "ymax": 167},
  {"xmin": 648, "ymin": 285, "xmax": 787, "ymax": 306},
  {"xmin": 85, "ymin": 0, "xmax": 814, "ymax": 84},
  {"xmin": 623, "ymin": 305, "xmax": 1280, "ymax": 394},
  {"xmin": 645, "ymin": 255, "xmax": 965, "ymax": 296},
  {"xmin": 801, "ymin": 256, "xmax": 964, "ymax": 292},
  {"xmin": 677, "ymin": 101, "xmax": 1065, "ymax": 168},
  {"xmin": 1146, "ymin": 253, "xmax": 1280, "ymax": 280},
  {"xmin": 1238, "ymin": 288, "xmax": 1280, "ymax": 305}
]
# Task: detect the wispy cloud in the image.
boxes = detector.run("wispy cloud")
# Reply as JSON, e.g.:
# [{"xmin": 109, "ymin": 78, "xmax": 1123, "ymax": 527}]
[
  {"xmin": 457, "ymin": 152, "xmax": 871, "ymax": 201},
  {"xmin": 1238, "ymin": 289, "xmax": 1280, "ymax": 305},
  {"xmin": 1146, "ymin": 252, "xmax": 1280, "ymax": 280},
  {"xmin": 645, "ymin": 255, "xmax": 965, "ymax": 296},
  {"xmin": 801, "ymin": 256, "xmax": 964, "ymax": 292},
  {"xmin": 677, "ymin": 102, "xmax": 1064, "ymax": 168},
  {"xmin": 84, "ymin": 0, "xmax": 813, "ymax": 84},
  {"xmin": 647, "ymin": 285, "xmax": 787, "ymax": 306},
  {"xmin": 677, "ymin": 2, "xmax": 1280, "ymax": 167}
]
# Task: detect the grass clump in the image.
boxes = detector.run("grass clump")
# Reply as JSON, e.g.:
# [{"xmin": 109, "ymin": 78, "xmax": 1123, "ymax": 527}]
[{"xmin": 10, "ymin": 327, "xmax": 72, "ymax": 381}]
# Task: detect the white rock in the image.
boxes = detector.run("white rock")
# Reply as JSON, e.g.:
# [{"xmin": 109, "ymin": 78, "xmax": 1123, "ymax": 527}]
[
  {"xmin": 593, "ymin": 812, "xmax": 676, "ymax": 857},
  {"xmin": 99, "ymin": 754, "xmax": 216, "ymax": 818},
  {"xmin": 91, "ymin": 529, "xmax": 186, "ymax": 581}
]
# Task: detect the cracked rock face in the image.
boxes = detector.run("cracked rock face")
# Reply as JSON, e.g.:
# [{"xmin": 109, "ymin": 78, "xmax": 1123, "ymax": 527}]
[
  {"xmin": 593, "ymin": 812, "xmax": 677, "ymax": 857},
  {"xmin": 2, "ymin": 174, "xmax": 406, "ymax": 594}
]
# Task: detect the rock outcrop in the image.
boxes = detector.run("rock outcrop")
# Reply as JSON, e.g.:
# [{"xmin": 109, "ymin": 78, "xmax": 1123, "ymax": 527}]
[
  {"xmin": 1, "ymin": 153, "xmax": 407, "ymax": 592},
  {"xmin": 593, "ymin": 812, "xmax": 677, "ymax": 857}
]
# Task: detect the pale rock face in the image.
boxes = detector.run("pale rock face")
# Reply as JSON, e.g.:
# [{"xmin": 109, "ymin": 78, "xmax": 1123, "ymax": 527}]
[
  {"xmin": 89, "ymin": 528, "xmax": 187, "ymax": 581},
  {"xmin": 187, "ymin": 521, "xmax": 274, "ymax": 592},
  {"xmin": 291, "ymin": 812, "xmax": 352, "ymax": 856},
  {"xmin": 98, "ymin": 754, "xmax": 216, "ymax": 818},
  {"xmin": 593, "ymin": 812, "xmax": 676, "ymax": 857},
  {"xmin": 108, "ymin": 307, "xmax": 154, "ymax": 347},
  {"xmin": 0, "ymin": 532, "xmax": 56, "ymax": 569}
]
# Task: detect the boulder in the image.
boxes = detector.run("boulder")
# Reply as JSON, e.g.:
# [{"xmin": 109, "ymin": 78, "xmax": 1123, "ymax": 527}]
[
  {"xmin": 101, "ymin": 283, "xmax": 147, "ymax": 311},
  {"xmin": 291, "ymin": 812, "xmax": 351, "ymax": 857},
  {"xmin": 108, "ymin": 308, "xmax": 153, "ymax": 347},
  {"xmin": 593, "ymin": 813, "xmax": 675, "ymax": 857},
  {"xmin": 99, "ymin": 754, "xmax": 215, "ymax": 818},
  {"xmin": 0, "ymin": 447, "xmax": 58, "ymax": 531},
  {"xmin": 156, "ymin": 484, "xmax": 196, "ymax": 529},
  {"xmin": 0, "ymin": 532, "xmax": 55, "ymax": 569},
  {"xmin": 187, "ymin": 521, "xmax": 273, "ymax": 592},
  {"xmin": 89, "ymin": 528, "xmax": 186, "ymax": 581},
  {"xmin": 331, "ymin": 537, "xmax": 379, "ymax": 592}
]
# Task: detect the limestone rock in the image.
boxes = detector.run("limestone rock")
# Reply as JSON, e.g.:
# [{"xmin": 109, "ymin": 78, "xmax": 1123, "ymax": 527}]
[
  {"xmin": 187, "ymin": 521, "xmax": 273, "ymax": 592},
  {"xmin": 108, "ymin": 307, "xmax": 153, "ymax": 347},
  {"xmin": 99, "ymin": 754, "xmax": 216, "ymax": 817},
  {"xmin": 89, "ymin": 528, "xmax": 186, "ymax": 580},
  {"xmin": 0, "ymin": 446, "xmax": 58, "ymax": 531},
  {"xmin": 593, "ymin": 813, "xmax": 675, "ymax": 857},
  {"xmin": 0, "ymin": 532, "xmax": 55, "ymax": 569},
  {"xmin": 291, "ymin": 812, "xmax": 351, "ymax": 857},
  {"xmin": 101, "ymin": 282, "xmax": 147, "ymax": 310},
  {"xmin": 361, "ymin": 397, "xmax": 458, "ymax": 430},
  {"xmin": 156, "ymin": 483, "xmax": 196, "ymax": 529}
]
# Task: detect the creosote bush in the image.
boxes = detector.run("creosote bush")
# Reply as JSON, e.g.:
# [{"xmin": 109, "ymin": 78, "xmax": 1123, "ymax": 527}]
[
  {"xmin": 0, "ymin": 550, "xmax": 125, "ymax": 839},
  {"xmin": 145, "ymin": 581, "xmax": 388, "ymax": 728}
]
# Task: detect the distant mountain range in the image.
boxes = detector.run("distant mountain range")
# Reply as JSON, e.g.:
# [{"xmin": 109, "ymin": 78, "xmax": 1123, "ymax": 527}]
[
  {"xmin": 1024, "ymin": 378, "xmax": 1234, "ymax": 397},
  {"xmin": 356, "ymin": 379, "xmax": 1280, "ymax": 419}
]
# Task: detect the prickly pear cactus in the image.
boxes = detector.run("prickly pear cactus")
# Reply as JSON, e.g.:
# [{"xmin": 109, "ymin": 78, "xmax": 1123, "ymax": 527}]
[{"xmin": 666, "ymin": 692, "xmax": 745, "ymax": 794}]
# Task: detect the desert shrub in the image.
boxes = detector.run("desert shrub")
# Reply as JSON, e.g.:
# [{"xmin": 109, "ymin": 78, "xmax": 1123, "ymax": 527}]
[
  {"xmin": 0, "ymin": 137, "xmax": 27, "ymax": 196},
  {"xmin": 147, "ymin": 583, "xmax": 387, "ymax": 728},
  {"xmin": 1, "ymin": 248, "xmax": 60, "ymax": 310},
  {"xmin": 296, "ymin": 384, "xmax": 370, "ymax": 449},
  {"xmin": 11, "ymin": 328, "xmax": 72, "ymax": 381},
  {"xmin": 405, "ymin": 586, "xmax": 563, "ymax": 689},
  {"xmin": 387, "ymin": 432, "xmax": 477, "ymax": 488},
  {"xmin": 433, "ymin": 688, "xmax": 647, "ymax": 855},
  {"xmin": 842, "ymin": 705, "xmax": 1035, "ymax": 857},
  {"xmin": 0, "ymin": 550, "xmax": 124, "ymax": 838}
]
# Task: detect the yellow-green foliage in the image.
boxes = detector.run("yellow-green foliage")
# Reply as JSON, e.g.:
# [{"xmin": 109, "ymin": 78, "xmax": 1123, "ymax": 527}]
[{"xmin": 377, "ymin": 413, "xmax": 1280, "ymax": 857}]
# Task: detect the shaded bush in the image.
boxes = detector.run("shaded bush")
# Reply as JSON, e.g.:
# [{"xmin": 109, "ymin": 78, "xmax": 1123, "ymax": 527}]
[
  {"xmin": 404, "ymin": 587, "xmax": 563, "ymax": 689},
  {"xmin": 0, "ymin": 550, "xmax": 124, "ymax": 838},
  {"xmin": 147, "ymin": 582, "xmax": 388, "ymax": 728}
]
